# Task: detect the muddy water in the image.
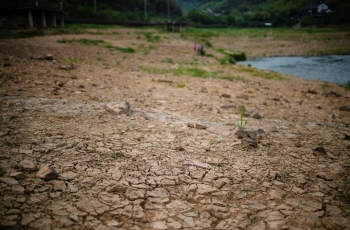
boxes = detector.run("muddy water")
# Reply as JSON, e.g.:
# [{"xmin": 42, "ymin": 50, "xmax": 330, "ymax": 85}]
[{"xmin": 238, "ymin": 55, "xmax": 350, "ymax": 84}]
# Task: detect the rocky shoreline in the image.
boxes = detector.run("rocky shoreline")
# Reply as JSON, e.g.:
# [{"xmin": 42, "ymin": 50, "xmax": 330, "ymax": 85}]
[{"xmin": 0, "ymin": 30, "xmax": 350, "ymax": 229}]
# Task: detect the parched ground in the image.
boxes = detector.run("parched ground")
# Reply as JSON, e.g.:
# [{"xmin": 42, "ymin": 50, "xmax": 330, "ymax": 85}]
[{"xmin": 0, "ymin": 27, "xmax": 350, "ymax": 230}]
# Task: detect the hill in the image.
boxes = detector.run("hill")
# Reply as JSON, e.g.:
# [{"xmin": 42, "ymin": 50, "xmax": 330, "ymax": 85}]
[{"xmin": 177, "ymin": 0, "xmax": 350, "ymax": 26}]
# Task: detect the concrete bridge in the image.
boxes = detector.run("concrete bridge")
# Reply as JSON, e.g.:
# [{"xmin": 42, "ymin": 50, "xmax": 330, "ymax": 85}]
[{"xmin": 0, "ymin": 1, "xmax": 64, "ymax": 29}]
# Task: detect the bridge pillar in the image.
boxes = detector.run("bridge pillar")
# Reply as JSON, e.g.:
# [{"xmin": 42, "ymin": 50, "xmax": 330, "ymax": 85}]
[
  {"xmin": 28, "ymin": 10, "xmax": 33, "ymax": 28},
  {"xmin": 51, "ymin": 13, "xmax": 57, "ymax": 28},
  {"xmin": 41, "ymin": 11, "xmax": 46, "ymax": 28},
  {"xmin": 0, "ymin": 13, "xmax": 3, "ymax": 28}
]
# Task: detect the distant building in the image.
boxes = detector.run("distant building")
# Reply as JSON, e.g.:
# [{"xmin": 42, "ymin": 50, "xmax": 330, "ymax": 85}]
[{"xmin": 299, "ymin": 3, "xmax": 333, "ymax": 17}]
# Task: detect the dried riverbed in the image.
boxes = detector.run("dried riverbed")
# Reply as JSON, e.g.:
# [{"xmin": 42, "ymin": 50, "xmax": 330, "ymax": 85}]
[{"xmin": 0, "ymin": 28, "xmax": 350, "ymax": 229}]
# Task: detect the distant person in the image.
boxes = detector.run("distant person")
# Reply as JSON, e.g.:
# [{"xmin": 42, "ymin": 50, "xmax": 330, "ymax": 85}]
[
  {"xmin": 193, "ymin": 43, "xmax": 197, "ymax": 56},
  {"xmin": 198, "ymin": 44, "xmax": 204, "ymax": 56},
  {"xmin": 35, "ymin": 1, "xmax": 39, "ymax": 7}
]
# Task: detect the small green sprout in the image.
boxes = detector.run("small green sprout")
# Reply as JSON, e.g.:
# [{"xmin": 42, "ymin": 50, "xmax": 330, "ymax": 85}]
[
  {"xmin": 112, "ymin": 149, "xmax": 118, "ymax": 158},
  {"xmin": 236, "ymin": 104, "xmax": 247, "ymax": 130}
]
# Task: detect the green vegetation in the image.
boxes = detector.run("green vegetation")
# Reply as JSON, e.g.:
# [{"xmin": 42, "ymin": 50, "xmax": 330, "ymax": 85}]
[
  {"xmin": 178, "ymin": 0, "xmax": 350, "ymax": 27},
  {"xmin": 58, "ymin": 56, "xmax": 80, "ymax": 69},
  {"xmin": 46, "ymin": 0, "xmax": 183, "ymax": 22},
  {"xmin": 239, "ymin": 66, "xmax": 285, "ymax": 80},
  {"xmin": 162, "ymin": 58, "xmax": 175, "ymax": 64},
  {"xmin": 236, "ymin": 104, "xmax": 247, "ymax": 130},
  {"xmin": 112, "ymin": 149, "xmax": 118, "ymax": 158},
  {"xmin": 141, "ymin": 66, "xmax": 247, "ymax": 83},
  {"xmin": 136, "ymin": 32, "xmax": 161, "ymax": 42},
  {"xmin": 0, "ymin": 29, "xmax": 72, "ymax": 39},
  {"xmin": 57, "ymin": 38, "xmax": 135, "ymax": 53},
  {"xmin": 341, "ymin": 81, "xmax": 350, "ymax": 91}
]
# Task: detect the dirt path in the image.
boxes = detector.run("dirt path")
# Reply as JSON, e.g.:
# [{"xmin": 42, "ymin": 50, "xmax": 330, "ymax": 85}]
[{"xmin": 0, "ymin": 28, "xmax": 350, "ymax": 229}]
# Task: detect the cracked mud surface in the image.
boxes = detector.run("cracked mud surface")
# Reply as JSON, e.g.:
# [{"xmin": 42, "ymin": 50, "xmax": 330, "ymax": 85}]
[{"xmin": 0, "ymin": 28, "xmax": 350, "ymax": 229}]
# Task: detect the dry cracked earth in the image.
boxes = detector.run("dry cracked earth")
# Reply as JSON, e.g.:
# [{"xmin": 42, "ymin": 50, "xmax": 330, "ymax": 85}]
[{"xmin": 0, "ymin": 28, "xmax": 350, "ymax": 230}]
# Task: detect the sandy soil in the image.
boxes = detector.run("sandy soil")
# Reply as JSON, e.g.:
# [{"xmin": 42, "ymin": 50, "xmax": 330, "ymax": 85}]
[{"xmin": 0, "ymin": 27, "xmax": 349, "ymax": 229}]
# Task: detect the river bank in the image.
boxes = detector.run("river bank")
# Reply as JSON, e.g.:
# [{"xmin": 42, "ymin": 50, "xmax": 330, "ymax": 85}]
[{"xmin": 0, "ymin": 27, "xmax": 349, "ymax": 229}]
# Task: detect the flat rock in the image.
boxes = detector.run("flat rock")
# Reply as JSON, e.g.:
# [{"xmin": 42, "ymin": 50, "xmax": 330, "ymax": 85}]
[
  {"xmin": 53, "ymin": 180, "xmax": 66, "ymax": 191},
  {"xmin": 36, "ymin": 165, "xmax": 58, "ymax": 181},
  {"xmin": 9, "ymin": 171, "xmax": 26, "ymax": 180},
  {"xmin": 316, "ymin": 172, "xmax": 333, "ymax": 181},
  {"xmin": 58, "ymin": 171, "xmax": 78, "ymax": 181},
  {"xmin": 105, "ymin": 102, "xmax": 130, "ymax": 115},
  {"xmin": 19, "ymin": 159, "xmax": 37, "ymax": 172},
  {"xmin": 0, "ymin": 177, "xmax": 18, "ymax": 185}
]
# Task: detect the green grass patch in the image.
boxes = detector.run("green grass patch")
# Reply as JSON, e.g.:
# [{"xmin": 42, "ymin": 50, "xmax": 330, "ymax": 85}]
[
  {"xmin": 140, "ymin": 66, "xmax": 247, "ymax": 83},
  {"xmin": 181, "ymin": 28, "xmax": 219, "ymax": 39},
  {"xmin": 0, "ymin": 30, "xmax": 45, "ymax": 39},
  {"xmin": 238, "ymin": 66, "xmax": 285, "ymax": 80},
  {"xmin": 57, "ymin": 38, "xmax": 134, "ymax": 53},
  {"xmin": 341, "ymin": 81, "xmax": 350, "ymax": 91},
  {"xmin": 140, "ymin": 67, "xmax": 168, "ymax": 75},
  {"xmin": 136, "ymin": 31, "xmax": 161, "ymax": 42},
  {"xmin": 162, "ymin": 57, "xmax": 175, "ymax": 64}
]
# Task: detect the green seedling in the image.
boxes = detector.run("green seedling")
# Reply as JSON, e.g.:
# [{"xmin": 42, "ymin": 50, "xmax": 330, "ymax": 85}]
[
  {"xmin": 112, "ymin": 149, "xmax": 118, "ymax": 158},
  {"xmin": 236, "ymin": 105, "xmax": 247, "ymax": 130}
]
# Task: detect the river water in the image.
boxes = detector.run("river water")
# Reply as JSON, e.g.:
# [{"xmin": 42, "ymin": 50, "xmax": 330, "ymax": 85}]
[{"xmin": 237, "ymin": 55, "xmax": 350, "ymax": 84}]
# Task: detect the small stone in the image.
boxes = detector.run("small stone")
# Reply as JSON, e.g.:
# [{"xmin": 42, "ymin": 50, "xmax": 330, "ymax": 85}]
[
  {"xmin": 53, "ymin": 181, "xmax": 66, "ymax": 191},
  {"xmin": 200, "ymin": 87, "xmax": 208, "ymax": 93},
  {"xmin": 19, "ymin": 159, "xmax": 37, "ymax": 172},
  {"xmin": 106, "ymin": 220, "xmax": 123, "ymax": 227},
  {"xmin": 242, "ymin": 138, "xmax": 258, "ymax": 148},
  {"xmin": 174, "ymin": 146, "xmax": 185, "ymax": 151},
  {"xmin": 316, "ymin": 172, "xmax": 333, "ymax": 181},
  {"xmin": 105, "ymin": 102, "xmax": 131, "ymax": 115},
  {"xmin": 0, "ymin": 177, "xmax": 19, "ymax": 185},
  {"xmin": 58, "ymin": 171, "xmax": 78, "ymax": 181},
  {"xmin": 251, "ymin": 111, "xmax": 262, "ymax": 119},
  {"xmin": 221, "ymin": 94, "xmax": 231, "ymax": 98},
  {"xmin": 344, "ymin": 133, "xmax": 350, "ymax": 140},
  {"xmin": 339, "ymin": 105, "xmax": 350, "ymax": 111},
  {"xmin": 313, "ymin": 146, "xmax": 326, "ymax": 154},
  {"xmin": 36, "ymin": 165, "xmax": 58, "ymax": 181},
  {"xmin": 195, "ymin": 123, "xmax": 207, "ymax": 129},
  {"xmin": 0, "ymin": 166, "xmax": 6, "ymax": 176},
  {"xmin": 12, "ymin": 185, "xmax": 25, "ymax": 193},
  {"xmin": 3, "ymin": 62, "xmax": 11, "ymax": 67},
  {"xmin": 45, "ymin": 54, "xmax": 54, "ymax": 60},
  {"xmin": 9, "ymin": 171, "xmax": 26, "ymax": 179}
]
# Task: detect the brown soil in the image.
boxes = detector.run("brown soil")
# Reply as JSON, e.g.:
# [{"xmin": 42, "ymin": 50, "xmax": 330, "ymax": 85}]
[{"xmin": 0, "ymin": 28, "xmax": 349, "ymax": 229}]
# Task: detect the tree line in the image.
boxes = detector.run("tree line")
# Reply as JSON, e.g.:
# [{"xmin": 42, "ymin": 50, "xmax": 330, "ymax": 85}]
[{"xmin": 23, "ymin": 0, "xmax": 350, "ymax": 26}]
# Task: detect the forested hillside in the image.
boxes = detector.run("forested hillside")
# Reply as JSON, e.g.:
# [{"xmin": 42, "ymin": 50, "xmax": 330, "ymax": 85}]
[
  {"xmin": 178, "ymin": 0, "xmax": 350, "ymax": 27},
  {"xmin": 27, "ymin": 0, "xmax": 350, "ymax": 26}
]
